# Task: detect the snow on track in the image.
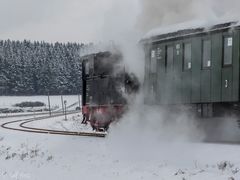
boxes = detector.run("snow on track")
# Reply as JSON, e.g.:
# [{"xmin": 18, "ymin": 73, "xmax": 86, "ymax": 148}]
[{"xmin": 1, "ymin": 112, "xmax": 106, "ymax": 138}]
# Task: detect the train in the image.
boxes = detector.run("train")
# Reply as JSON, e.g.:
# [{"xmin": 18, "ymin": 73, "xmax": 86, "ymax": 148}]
[
  {"xmin": 141, "ymin": 21, "xmax": 240, "ymax": 118},
  {"xmin": 81, "ymin": 21, "xmax": 240, "ymax": 135},
  {"xmin": 81, "ymin": 51, "xmax": 139, "ymax": 131}
]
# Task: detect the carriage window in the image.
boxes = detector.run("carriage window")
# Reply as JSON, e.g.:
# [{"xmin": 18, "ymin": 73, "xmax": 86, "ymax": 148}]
[
  {"xmin": 151, "ymin": 50, "xmax": 155, "ymax": 58},
  {"xmin": 183, "ymin": 43, "xmax": 192, "ymax": 70},
  {"xmin": 223, "ymin": 37, "xmax": 233, "ymax": 66},
  {"xmin": 166, "ymin": 46, "xmax": 174, "ymax": 72},
  {"xmin": 176, "ymin": 44, "xmax": 181, "ymax": 55},
  {"xmin": 85, "ymin": 62, "xmax": 90, "ymax": 75},
  {"xmin": 150, "ymin": 50, "xmax": 157, "ymax": 73},
  {"xmin": 202, "ymin": 40, "xmax": 211, "ymax": 68},
  {"xmin": 156, "ymin": 47, "xmax": 162, "ymax": 60}
]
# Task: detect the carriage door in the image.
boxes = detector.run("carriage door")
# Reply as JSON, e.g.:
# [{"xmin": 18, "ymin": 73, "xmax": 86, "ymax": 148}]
[
  {"xmin": 156, "ymin": 46, "xmax": 165, "ymax": 103},
  {"xmin": 149, "ymin": 48, "xmax": 158, "ymax": 103},
  {"xmin": 221, "ymin": 36, "xmax": 233, "ymax": 102},
  {"xmin": 173, "ymin": 43, "xmax": 182, "ymax": 104}
]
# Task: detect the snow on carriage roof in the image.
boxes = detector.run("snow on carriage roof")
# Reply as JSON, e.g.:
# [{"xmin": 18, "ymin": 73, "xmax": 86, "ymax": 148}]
[{"xmin": 142, "ymin": 20, "xmax": 240, "ymax": 42}]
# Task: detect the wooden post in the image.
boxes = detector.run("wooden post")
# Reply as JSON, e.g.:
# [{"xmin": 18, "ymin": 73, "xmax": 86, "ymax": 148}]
[
  {"xmin": 61, "ymin": 95, "xmax": 64, "ymax": 114},
  {"xmin": 64, "ymin": 100, "xmax": 67, "ymax": 120},
  {"xmin": 78, "ymin": 94, "xmax": 81, "ymax": 111},
  {"xmin": 48, "ymin": 93, "xmax": 51, "ymax": 116}
]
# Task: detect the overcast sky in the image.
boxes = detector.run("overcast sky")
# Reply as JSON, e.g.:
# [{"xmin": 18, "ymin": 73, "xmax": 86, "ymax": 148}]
[
  {"xmin": 0, "ymin": 0, "xmax": 140, "ymax": 43},
  {"xmin": 1, "ymin": 0, "xmax": 238, "ymax": 44}
]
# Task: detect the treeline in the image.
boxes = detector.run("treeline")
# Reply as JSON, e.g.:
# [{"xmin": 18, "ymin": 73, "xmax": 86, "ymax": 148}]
[{"xmin": 0, "ymin": 40, "xmax": 84, "ymax": 95}]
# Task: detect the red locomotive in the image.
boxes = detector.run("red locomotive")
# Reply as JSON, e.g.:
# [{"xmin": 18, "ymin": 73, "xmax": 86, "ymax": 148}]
[{"xmin": 81, "ymin": 51, "xmax": 139, "ymax": 131}]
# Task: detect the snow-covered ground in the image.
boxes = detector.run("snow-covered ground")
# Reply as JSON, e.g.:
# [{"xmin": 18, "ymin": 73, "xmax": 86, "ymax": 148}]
[
  {"xmin": 0, "ymin": 95, "xmax": 80, "ymax": 117},
  {"xmin": 0, "ymin": 113, "xmax": 240, "ymax": 180}
]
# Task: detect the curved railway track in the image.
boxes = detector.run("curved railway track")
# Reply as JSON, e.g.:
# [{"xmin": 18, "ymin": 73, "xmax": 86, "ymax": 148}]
[
  {"xmin": 1, "ymin": 111, "xmax": 106, "ymax": 138},
  {"xmin": 0, "ymin": 101, "xmax": 80, "ymax": 119}
]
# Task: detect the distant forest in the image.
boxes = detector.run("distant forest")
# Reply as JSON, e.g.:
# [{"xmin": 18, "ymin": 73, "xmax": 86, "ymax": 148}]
[{"xmin": 0, "ymin": 40, "xmax": 85, "ymax": 95}]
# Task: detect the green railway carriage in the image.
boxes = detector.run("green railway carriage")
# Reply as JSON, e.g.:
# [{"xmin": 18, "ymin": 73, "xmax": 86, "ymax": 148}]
[{"xmin": 142, "ymin": 22, "xmax": 240, "ymax": 117}]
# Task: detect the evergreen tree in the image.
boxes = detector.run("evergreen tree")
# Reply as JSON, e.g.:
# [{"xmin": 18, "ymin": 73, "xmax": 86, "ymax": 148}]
[{"xmin": 0, "ymin": 40, "xmax": 85, "ymax": 95}]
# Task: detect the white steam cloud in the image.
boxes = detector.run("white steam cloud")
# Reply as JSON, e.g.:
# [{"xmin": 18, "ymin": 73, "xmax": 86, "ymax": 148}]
[
  {"xmin": 99, "ymin": 0, "xmax": 145, "ymax": 81},
  {"xmin": 98, "ymin": 0, "xmax": 240, "ymax": 80},
  {"xmin": 137, "ymin": 0, "xmax": 240, "ymax": 34},
  {"xmin": 102, "ymin": 0, "xmax": 240, "ymax": 149}
]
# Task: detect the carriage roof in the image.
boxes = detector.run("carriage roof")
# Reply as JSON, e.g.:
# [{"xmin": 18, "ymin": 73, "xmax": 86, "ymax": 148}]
[{"xmin": 142, "ymin": 21, "xmax": 240, "ymax": 43}]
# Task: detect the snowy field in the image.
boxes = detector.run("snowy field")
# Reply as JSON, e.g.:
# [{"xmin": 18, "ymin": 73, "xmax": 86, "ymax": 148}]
[
  {"xmin": 0, "ymin": 95, "xmax": 80, "ymax": 116},
  {"xmin": 0, "ymin": 113, "xmax": 240, "ymax": 180}
]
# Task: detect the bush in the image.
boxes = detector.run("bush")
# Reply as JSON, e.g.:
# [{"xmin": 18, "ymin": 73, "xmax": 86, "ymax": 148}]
[
  {"xmin": 14, "ymin": 101, "xmax": 46, "ymax": 108},
  {"xmin": 0, "ymin": 108, "xmax": 24, "ymax": 113}
]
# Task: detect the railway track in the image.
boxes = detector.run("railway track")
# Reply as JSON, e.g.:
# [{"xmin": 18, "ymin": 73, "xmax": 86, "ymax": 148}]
[
  {"xmin": 0, "ymin": 111, "xmax": 58, "ymax": 119},
  {"xmin": 1, "ymin": 111, "xmax": 106, "ymax": 138},
  {"xmin": 0, "ymin": 101, "xmax": 80, "ymax": 119}
]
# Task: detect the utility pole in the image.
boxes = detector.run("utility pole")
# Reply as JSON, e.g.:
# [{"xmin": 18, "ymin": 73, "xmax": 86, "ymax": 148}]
[
  {"xmin": 64, "ymin": 100, "xmax": 67, "ymax": 120},
  {"xmin": 48, "ymin": 93, "xmax": 51, "ymax": 116},
  {"xmin": 61, "ymin": 95, "xmax": 64, "ymax": 114},
  {"xmin": 78, "ymin": 94, "xmax": 81, "ymax": 111}
]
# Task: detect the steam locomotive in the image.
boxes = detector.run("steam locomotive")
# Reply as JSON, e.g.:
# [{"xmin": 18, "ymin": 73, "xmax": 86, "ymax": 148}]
[{"xmin": 81, "ymin": 51, "xmax": 139, "ymax": 131}]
